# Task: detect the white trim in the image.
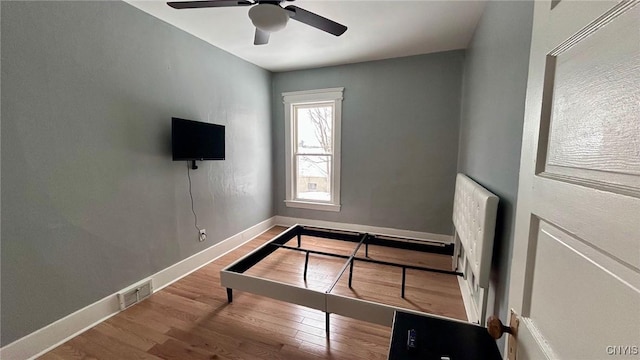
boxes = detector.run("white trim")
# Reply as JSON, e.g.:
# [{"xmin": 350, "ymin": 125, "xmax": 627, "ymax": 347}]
[
  {"xmin": 332, "ymin": 97, "xmax": 342, "ymax": 208},
  {"xmin": 282, "ymin": 87, "xmax": 344, "ymax": 103},
  {"xmin": 284, "ymin": 200, "xmax": 341, "ymax": 212},
  {"xmin": 283, "ymin": 88, "xmax": 343, "ymax": 212},
  {"xmin": 274, "ymin": 216, "xmax": 453, "ymax": 244},
  {"xmin": 0, "ymin": 217, "xmax": 277, "ymax": 360},
  {"xmin": 457, "ymin": 272, "xmax": 480, "ymax": 324}
]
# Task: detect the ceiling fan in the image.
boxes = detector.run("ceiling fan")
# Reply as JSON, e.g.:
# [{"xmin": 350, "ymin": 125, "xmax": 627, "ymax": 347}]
[{"xmin": 166, "ymin": 0, "xmax": 348, "ymax": 45}]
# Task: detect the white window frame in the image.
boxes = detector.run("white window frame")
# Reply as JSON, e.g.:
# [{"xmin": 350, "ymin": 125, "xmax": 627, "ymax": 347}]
[{"xmin": 283, "ymin": 87, "xmax": 343, "ymax": 212}]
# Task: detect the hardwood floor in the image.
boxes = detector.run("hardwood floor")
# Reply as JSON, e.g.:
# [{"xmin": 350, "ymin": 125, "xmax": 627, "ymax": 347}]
[
  {"xmin": 333, "ymin": 242, "xmax": 466, "ymax": 320},
  {"xmin": 40, "ymin": 226, "xmax": 465, "ymax": 360}
]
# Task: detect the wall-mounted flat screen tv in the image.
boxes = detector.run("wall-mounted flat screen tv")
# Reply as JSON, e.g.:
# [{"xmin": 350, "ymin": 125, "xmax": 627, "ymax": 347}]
[{"xmin": 172, "ymin": 117, "xmax": 225, "ymax": 161}]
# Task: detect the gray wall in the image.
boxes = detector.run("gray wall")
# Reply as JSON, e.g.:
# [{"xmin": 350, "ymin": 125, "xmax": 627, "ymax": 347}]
[
  {"xmin": 272, "ymin": 52, "xmax": 464, "ymax": 235},
  {"xmin": 1, "ymin": 1, "xmax": 273, "ymax": 345},
  {"xmin": 457, "ymin": 0, "xmax": 533, "ymax": 349}
]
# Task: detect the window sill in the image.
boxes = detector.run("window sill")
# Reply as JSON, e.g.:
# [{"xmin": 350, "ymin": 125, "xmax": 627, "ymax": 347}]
[{"xmin": 284, "ymin": 200, "xmax": 341, "ymax": 212}]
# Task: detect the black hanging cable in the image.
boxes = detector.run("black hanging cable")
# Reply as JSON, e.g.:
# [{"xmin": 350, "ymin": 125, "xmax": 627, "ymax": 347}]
[{"xmin": 187, "ymin": 162, "xmax": 201, "ymax": 232}]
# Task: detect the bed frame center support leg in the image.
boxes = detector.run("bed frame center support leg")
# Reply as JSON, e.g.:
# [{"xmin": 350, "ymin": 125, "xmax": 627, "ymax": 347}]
[
  {"xmin": 348, "ymin": 259, "xmax": 355, "ymax": 288},
  {"xmin": 365, "ymin": 242, "xmax": 369, "ymax": 257},
  {"xmin": 401, "ymin": 267, "xmax": 407, "ymax": 298},
  {"xmin": 226, "ymin": 288, "xmax": 233, "ymax": 303},
  {"xmin": 297, "ymin": 233, "xmax": 301, "ymax": 248},
  {"xmin": 303, "ymin": 251, "xmax": 310, "ymax": 281},
  {"xmin": 326, "ymin": 312, "xmax": 331, "ymax": 339}
]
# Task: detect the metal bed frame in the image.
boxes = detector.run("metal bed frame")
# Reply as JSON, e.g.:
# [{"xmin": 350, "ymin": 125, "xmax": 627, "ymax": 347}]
[
  {"xmin": 221, "ymin": 224, "xmax": 464, "ymax": 337},
  {"xmin": 221, "ymin": 174, "xmax": 498, "ymax": 335}
]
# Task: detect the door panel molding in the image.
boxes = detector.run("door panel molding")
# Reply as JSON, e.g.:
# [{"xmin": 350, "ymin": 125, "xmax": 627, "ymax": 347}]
[
  {"xmin": 549, "ymin": 0, "xmax": 638, "ymax": 57},
  {"xmin": 527, "ymin": 221, "xmax": 640, "ymax": 359},
  {"xmin": 536, "ymin": 2, "xmax": 640, "ymax": 193},
  {"xmin": 531, "ymin": 176, "xmax": 640, "ymax": 271},
  {"xmin": 518, "ymin": 317, "xmax": 556, "ymax": 360}
]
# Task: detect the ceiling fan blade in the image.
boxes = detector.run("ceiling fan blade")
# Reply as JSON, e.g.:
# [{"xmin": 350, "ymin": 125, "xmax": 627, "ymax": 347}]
[
  {"xmin": 284, "ymin": 5, "xmax": 347, "ymax": 36},
  {"xmin": 167, "ymin": 1, "xmax": 253, "ymax": 9},
  {"xmin": 254, "ymin": 28, "xmax": 270, "ymax": 45}
]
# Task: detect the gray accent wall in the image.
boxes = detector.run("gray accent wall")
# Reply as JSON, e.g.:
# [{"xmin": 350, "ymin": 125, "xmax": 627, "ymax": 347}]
[
  {"xmin": 272, "ymin": 52, "xmax": 464, "ymax": 235},
  {"xmin": 457, "ymin": 0, "xmax": 533, "ymax": 350},
  {"xmin": 1, "ymin": 1, "xmax": 272, "ymax": 345}
]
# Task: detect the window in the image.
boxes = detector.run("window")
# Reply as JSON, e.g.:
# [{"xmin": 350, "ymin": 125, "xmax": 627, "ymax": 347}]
[{"xmin": 283, "ymin": 88, "xmax": 343, "ymax": 212}]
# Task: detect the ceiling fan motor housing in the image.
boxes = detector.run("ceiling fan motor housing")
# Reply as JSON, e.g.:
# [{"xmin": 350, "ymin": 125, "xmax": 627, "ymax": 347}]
[{"xmin": 248, "ymin": 3, "xmax": 289, "ymax": 32}]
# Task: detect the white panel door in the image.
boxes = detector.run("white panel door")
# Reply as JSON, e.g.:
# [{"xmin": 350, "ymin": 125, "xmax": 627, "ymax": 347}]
[{"xmin": 508, "ymin": 1, "xmax": 640, "ymax": 359}]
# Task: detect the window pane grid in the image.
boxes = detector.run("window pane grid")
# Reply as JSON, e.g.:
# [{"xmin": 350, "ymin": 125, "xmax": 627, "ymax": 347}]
[
  {"xmin": 295, "ymin": 155, "xmax": 332, "ymax": 202},
  {"xmin": 294, "ymin": 103, "xmax": 334, "ymax": 156}
]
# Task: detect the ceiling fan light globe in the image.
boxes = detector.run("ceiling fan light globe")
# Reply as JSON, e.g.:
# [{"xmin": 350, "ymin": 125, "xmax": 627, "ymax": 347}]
[{"xmin": 248, "ymin": 3, "xmax": 289, "ymax": 33}]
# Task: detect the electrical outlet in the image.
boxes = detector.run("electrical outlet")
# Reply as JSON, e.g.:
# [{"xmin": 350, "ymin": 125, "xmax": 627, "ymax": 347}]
[{"xmin": 199, "ymin": 229, "xmax": 207, "ymax": 242}]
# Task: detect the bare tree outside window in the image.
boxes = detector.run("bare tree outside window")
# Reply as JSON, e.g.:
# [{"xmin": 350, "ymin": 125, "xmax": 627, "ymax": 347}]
[{"xmin": 307, "ymin": 106, "xmax": 332, "ymax": 153}]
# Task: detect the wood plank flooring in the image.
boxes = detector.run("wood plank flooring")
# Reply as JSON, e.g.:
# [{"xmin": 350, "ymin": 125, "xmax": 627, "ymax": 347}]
[{"xmin": 40, "ymin": 226, "xmax": 466, "ymax": 359}]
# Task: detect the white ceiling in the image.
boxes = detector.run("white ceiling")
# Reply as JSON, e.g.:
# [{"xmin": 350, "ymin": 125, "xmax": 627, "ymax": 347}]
[{"xmin": 126, "ymin": 0, "xmax": 486, "ymax": 72}]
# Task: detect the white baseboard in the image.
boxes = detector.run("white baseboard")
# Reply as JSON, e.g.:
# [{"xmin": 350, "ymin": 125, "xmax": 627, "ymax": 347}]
[
  {"xmin": 0, "ymin": 217, "xmax": 276, "ymax": 360},
  {"xmin": 458, "ymin": 275, "xmax": 480, "ymax": 324},
  {"xmin": 152, "ymin": 217, "xmax": 275, "ymax": 293},
  {"xmin": 274, "ymin": 216, "xmax": 453, "ymax": 244}
]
